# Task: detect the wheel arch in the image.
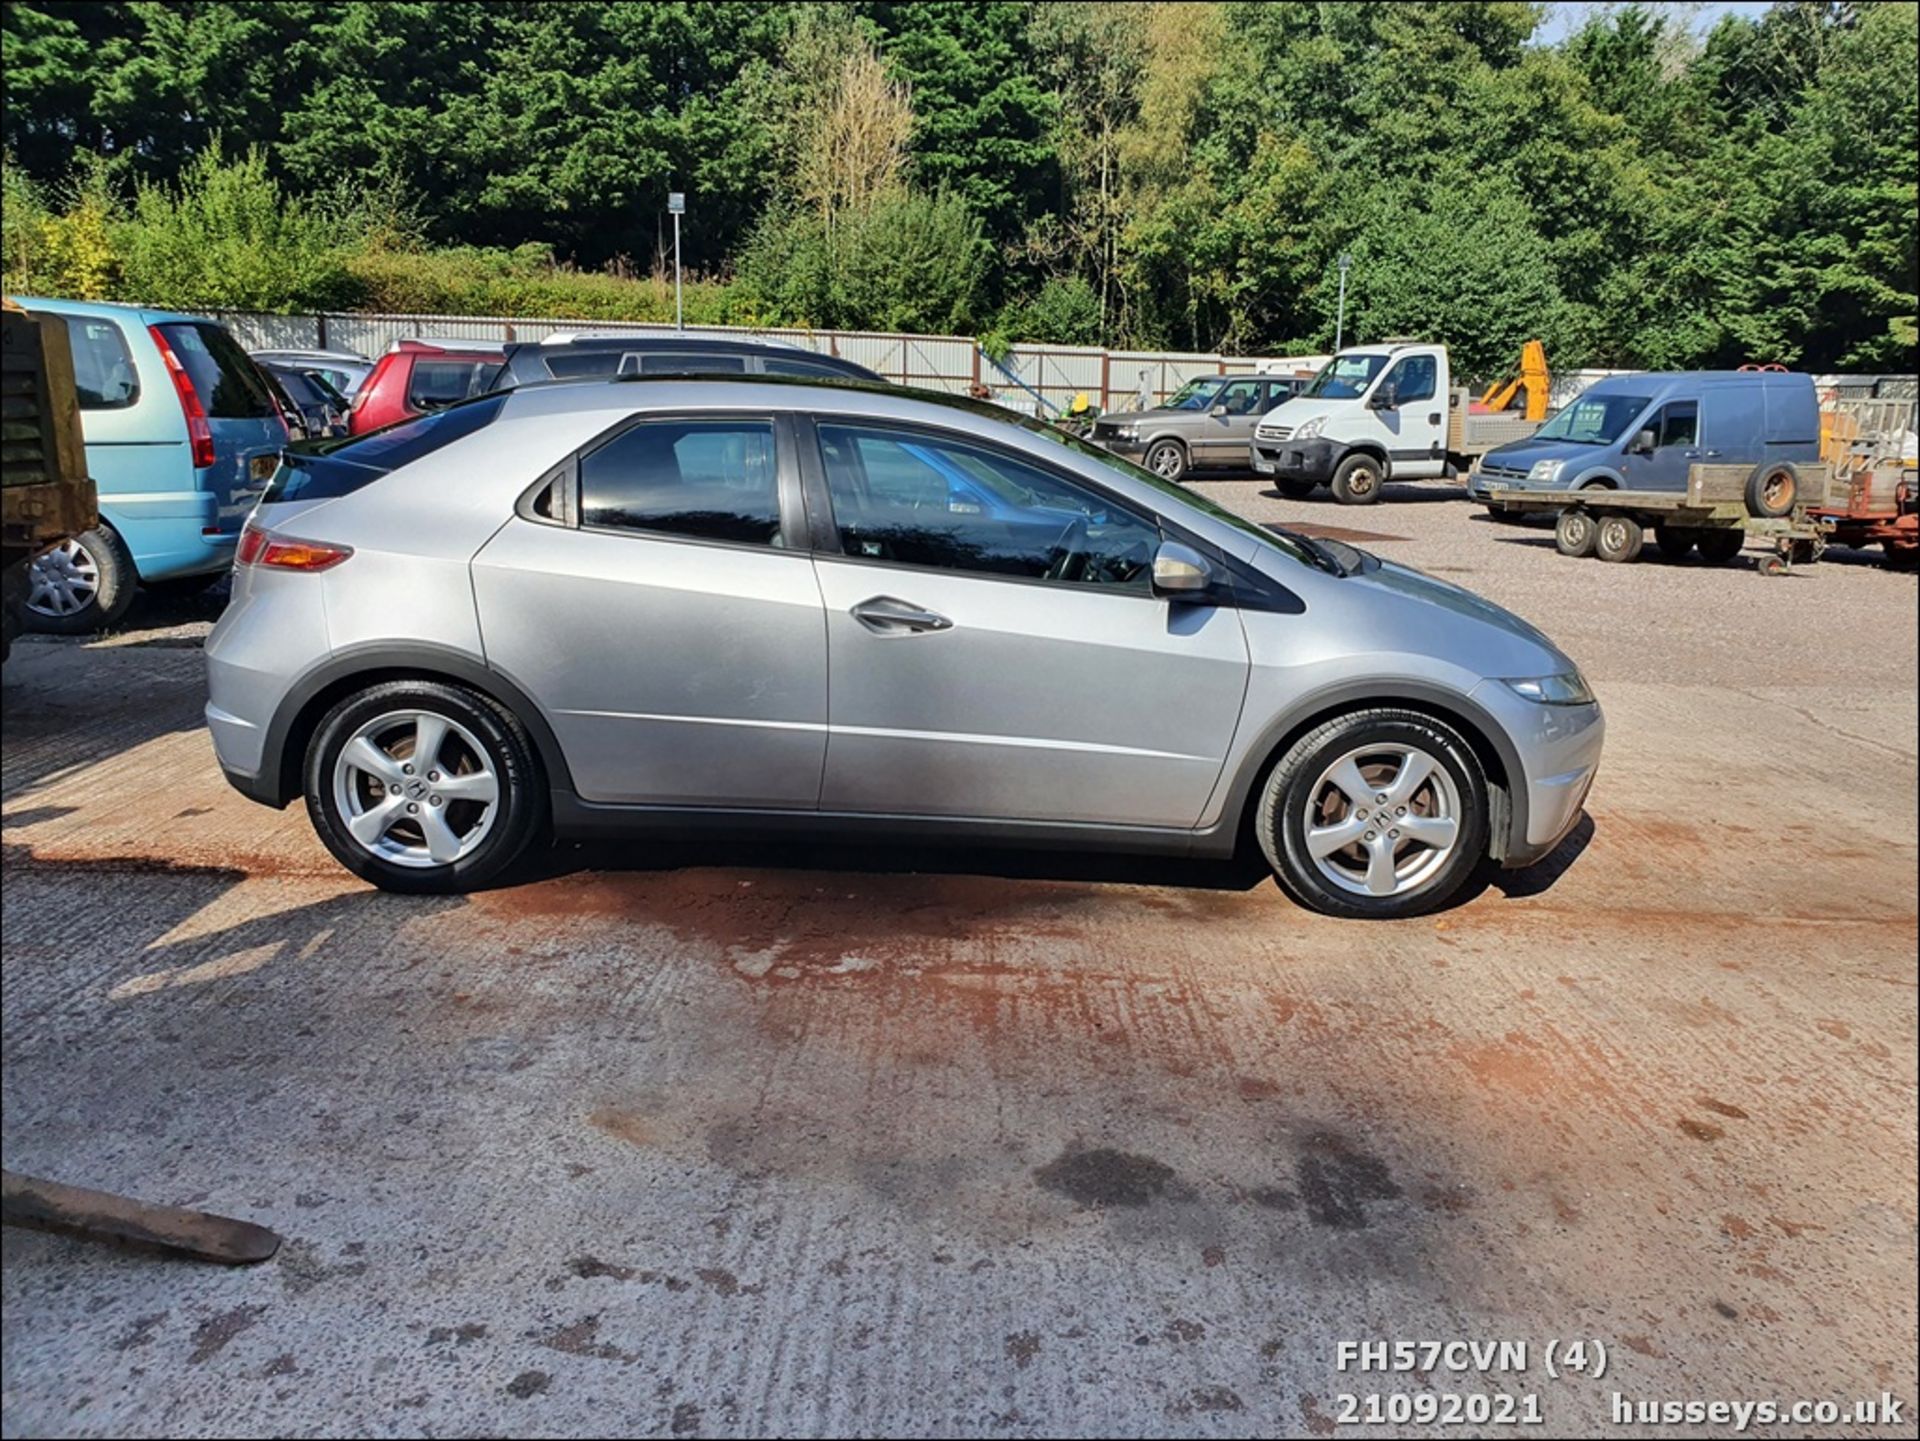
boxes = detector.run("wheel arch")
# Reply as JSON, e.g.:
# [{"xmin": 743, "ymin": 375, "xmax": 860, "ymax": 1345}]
[
  {"xmin": 1574, "ymin": 470, "xmax": 1623, "ymax": 490},
  {"xmin": 1205, "ymin": 681, "xmax": 1523, "ymax": 863},
  {"xmin": 255, "ymin": 643, "xmax": 575, "ymax": 808}
]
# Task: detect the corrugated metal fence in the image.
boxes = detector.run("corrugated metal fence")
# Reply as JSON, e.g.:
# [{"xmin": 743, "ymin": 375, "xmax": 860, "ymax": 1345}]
[{"xmin": 212, "ymin": 310, "xmax": 1305, "ymax": 414}]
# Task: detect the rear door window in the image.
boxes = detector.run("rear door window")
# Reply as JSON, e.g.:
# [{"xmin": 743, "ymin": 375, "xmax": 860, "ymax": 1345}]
[
  {"xmin": 153, "ymin": 322, "xmax": 278, "ymax": 418},
  {"xmin": 59, "ymin": 315, "xmax": 140, "ymax": 409},
  {"xmin": 578, "ymin": 419, "xmax": 782, "ymax": 546}
]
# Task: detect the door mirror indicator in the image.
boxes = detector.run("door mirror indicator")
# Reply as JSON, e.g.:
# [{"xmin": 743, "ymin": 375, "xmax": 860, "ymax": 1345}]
[{"xmin": 1151, "ymin": 541, "xmax": 1214, "ymax": 601}]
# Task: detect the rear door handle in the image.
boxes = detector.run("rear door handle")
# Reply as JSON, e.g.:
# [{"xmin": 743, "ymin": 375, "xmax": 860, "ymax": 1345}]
[{"xmin": 851, "ymin": 596, "xmax": 952, "ymax": 634}]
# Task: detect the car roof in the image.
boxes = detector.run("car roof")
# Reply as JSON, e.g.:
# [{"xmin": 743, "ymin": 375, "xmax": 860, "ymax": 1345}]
[
  {"xmin": 253, "ymin": 348, "xmax": 371, "ymax": 364},
  {"xmin": 1583, "ymin": 370, "xmax": 1810, "ymax": 391},
  {"xmin": 10, "ymin": 295, "xmax": 221, "ymax": 326},
  {"xmin": 533, "ymin": 329, "xmax": 809, "ymax": 352},
  {"xmin": 391, "ymin": 336, "xmax": 506, "ymax": 355}
]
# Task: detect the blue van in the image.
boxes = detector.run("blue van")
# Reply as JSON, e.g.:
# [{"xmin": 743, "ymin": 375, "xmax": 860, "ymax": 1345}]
[
  {"xmin": 1470, "ymin": 371, "xmax": 1821, "ymax": 513},
  {"xmin": 18, "ymin": 298, "xmax": 289, "ymax": 631}
]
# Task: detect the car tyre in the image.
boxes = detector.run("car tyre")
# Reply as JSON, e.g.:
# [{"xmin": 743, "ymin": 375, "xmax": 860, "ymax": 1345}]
[
  {"xmin": 1745, "ymin": 463, "xmax": 1798, "ymax": 518},
  {"xmin": 1651, "ymin": 523, "xmax": 1696, "ymax": 560},
  {"xmin": 1593, "ymin": 514, "xmax": 1644, "ymax": 563},
  {"xmin": 1256, "ymin": 708, "xmax": 1490, "ymax": 920},
  {"xmin": 24, "ymin": 526, "xmax": 138, "ymax": 635},
  {"xmin": 1329, "ymin": 453, "xmax": 1385, "ymax": 505},
  {"xmin": 1695, "ymin": 528, "xmax": 1745, "ymax": 565},
  {"xmin": 1554, "ymin": 510, "xmax": 1598, "ymax": 557},
  {"xmin": 1276, "ymin": 477, "xmax": 1318, "ymax": 499},
  {"xmin": 305, "ymin": 679, "xmax": 544, "ymax": 894},
  {"xmin": 1144, "ymin": 439, "xmax": 1188, "ymax": 482}
]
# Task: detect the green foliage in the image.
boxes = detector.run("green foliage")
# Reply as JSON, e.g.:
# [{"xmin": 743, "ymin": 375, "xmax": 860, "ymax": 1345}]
[
  {"xmin": 737, "ymin": 189, "xmax": 986, "ymax": 333},
  {"xmin": 1003, "ymin": 276, "xmax": 1104, "ymax": 346},
  {"xmin": 2, "ymin": 0, "xmax": 1912, "ymax": 369},
  {"xmin": 117, "ymin": 143, "xmax": 362, "ymax": 312}
]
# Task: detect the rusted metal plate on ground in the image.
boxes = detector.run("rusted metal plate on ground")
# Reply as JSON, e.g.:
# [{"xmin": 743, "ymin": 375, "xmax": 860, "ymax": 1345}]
[{"xmin": 1, "ymin": 1169, "xmax": 281, "ymax": 1265}]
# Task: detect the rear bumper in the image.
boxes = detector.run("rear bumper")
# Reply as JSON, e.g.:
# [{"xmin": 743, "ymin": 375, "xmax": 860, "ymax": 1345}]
[
  {"xmin": 1252, "ymin": 437, "xmax": 1338, "ymax": 482},
  {"xmin": 102, "ymin": 491, "xmax": 241, "ymax": 581}
]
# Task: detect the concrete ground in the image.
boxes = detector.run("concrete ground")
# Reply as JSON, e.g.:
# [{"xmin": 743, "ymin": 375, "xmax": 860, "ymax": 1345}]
[{"xmin": 2, "ymin": 484, "xmax": 1914, "ymax": 1439}]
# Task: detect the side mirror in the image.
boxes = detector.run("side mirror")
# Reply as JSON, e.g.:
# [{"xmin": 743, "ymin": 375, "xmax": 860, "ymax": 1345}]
[
  {"xmin": 1627, "ymin": 428, "xmax": 1656, "ymax": 456},
  {"xmin": 1209, "ymin": 403, "xmax": 1228, "ymax": 417},
  {"xmin": 1368, "ymin": 384, "xmax": 1399, "ymax": 411},
  {"xmin": 1151, "ymin": 540, "xmax": 1214, "ymax": 602}
]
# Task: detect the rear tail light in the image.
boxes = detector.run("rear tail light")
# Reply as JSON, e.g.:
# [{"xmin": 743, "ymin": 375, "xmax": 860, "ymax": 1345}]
[
  {"xmin": 148, "ymin": 325, "xmax": 216, "ymax": 469},
  {"xmin": 236, "ymin": 522, "xmax": 353, "ymax": 572}
]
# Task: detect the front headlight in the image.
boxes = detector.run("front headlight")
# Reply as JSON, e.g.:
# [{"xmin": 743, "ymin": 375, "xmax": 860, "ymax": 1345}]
[
  {"xmin": 1502, "ymin": 672, "xmax": 1595, "ymax": 707},
  {"xmin": 1527, "ymin": 459, "xmax": 1566, "ymax": 484},
  {"xmin": 1110, "ymin": 425, "xmax": 1138, "ymax": 441},
  {"xmin": 1293, "ymin": 415, "xmax": 1325, "ymax": 440}
]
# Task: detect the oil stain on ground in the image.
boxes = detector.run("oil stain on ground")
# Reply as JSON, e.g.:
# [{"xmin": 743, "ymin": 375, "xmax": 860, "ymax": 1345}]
[{"xmin": 1035, "ymin": 1147, "xmax": 1179, "ymax": 1208}]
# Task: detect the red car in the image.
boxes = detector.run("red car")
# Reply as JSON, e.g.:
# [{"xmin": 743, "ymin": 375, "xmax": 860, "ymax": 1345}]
[{"xmin": 347, "ymin": 338, "xmax": 506, "ymax": 434}]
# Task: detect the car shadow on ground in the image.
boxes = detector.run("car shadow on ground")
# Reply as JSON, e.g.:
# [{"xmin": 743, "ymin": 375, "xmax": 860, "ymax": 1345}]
[
  {"xmin": 534, "ymin": 834, "xmax": 1278, "ymax": 895},
  {"xmin": 1254, "ymin": 482, "xmax": 1464, "ymax": 506}
]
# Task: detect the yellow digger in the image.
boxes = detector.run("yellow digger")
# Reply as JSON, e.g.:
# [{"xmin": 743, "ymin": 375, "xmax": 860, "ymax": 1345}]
[{"xmin": 1475, "ymin": 339, "xmax": 1551, "ymax": 421}]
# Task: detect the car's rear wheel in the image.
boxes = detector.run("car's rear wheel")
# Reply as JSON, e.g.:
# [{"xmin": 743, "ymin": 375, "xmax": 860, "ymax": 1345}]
[
  {"xmin": 1593, "ymin": 513, "xmax": 1644, "ymax": 563},
  {"xmin": 24, "ymin": 526, "xmax": 137, "ymax": 634},
  {"xmin": 1144, "ymin": 439, "xmax": 1188, "ymax": 482},
  {"xmin": 1257, "ymin": 709, "xmax": 1489, "ymax": 920},
  {"xmin": 1695, "ymin": 528, "xmax": 1745, "ymax": 565},
  {"xmin": 1651, "ymin": 523, "xmax": 1696, "ymax": 560},
  {"xmin": 304, "ymin": 680, "xmax": 543, "ymax": 894}
]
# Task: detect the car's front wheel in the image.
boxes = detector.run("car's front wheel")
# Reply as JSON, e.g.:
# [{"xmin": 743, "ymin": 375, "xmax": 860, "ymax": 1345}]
[
  {"xmin": 1144, "ymin": 439, "xmax": 1188, "ymax": 482},
  {"xmin": 1257, "ymin": 708, "xmax": 1489, "ymax": 919},
  {"xmin": 304, "ymin": 680, "xmax": 544, "ymax": 893}
]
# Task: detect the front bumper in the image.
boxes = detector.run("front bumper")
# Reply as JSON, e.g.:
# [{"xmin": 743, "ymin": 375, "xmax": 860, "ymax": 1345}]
[
  {"xmin": 1091, "ymin": 433, "xmax": 1148, "ymax": 459},
  {"xmin": 1252, "ymin": 436, "xmax": 1338, "ymax": 482},
  {"xmin": 1468, "ymin": 679, "xmax": 1606, "ymax": 867}
]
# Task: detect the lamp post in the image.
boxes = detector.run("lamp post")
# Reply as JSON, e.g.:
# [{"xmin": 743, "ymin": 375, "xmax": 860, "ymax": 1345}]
[
  {"xmin": 1334, "ymin": 251, "xmax": 1352, "ymax": 351},
  {"xmin": 668, "ymin": 191, "xmax": 685, "ymax": 332}
]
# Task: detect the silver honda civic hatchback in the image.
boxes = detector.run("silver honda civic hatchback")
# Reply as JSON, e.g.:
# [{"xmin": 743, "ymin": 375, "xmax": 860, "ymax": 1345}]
[{"xmin": 206, "ymin": 378, "xmax": 1603, "ymax": 919}]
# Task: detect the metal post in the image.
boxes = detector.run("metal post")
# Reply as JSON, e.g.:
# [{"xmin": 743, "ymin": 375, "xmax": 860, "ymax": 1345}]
[
  {"xmin": 668, "ymin": 192, "xmax": 686, "ymax": 332},
  {"xmin": 1334, "ymin": 252, "xmax": 1352, "ymax": 351}
]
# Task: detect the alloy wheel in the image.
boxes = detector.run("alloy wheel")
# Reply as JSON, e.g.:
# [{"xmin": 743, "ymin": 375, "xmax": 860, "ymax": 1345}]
[
  {"xmin": 1302, "ymin": 742, "xmax": 1461, "ymax": 898},
  {"xmin": 332, "ymin": 709, "xmax": 501, "ymax": 868}
]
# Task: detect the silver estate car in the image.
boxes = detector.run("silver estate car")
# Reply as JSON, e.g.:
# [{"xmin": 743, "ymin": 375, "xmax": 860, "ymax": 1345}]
[{"xmin": 206, "ymin": 378, "xmax": 1604, "ymax": 919}]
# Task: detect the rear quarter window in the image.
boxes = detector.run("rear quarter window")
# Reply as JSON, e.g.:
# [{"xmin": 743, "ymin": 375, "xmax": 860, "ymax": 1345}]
[
  {"xmin": 59, "ymin": 315, "xmax": 140, "ymax": 409},
  {"xmin": 154, "ymin": 322, "xmax": 278, "ymax": 418}
]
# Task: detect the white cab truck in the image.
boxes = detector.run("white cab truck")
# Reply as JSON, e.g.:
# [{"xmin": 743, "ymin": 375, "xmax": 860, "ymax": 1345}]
[{"xmin": 1250, "ymin": 342, "xmax": 1541, "ymax": 504}]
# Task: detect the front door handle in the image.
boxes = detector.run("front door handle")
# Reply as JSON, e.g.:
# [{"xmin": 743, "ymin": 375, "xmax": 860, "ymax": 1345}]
[{"xmin": 851, "ymin": 596, "xmax": 953, "ymax": 634}]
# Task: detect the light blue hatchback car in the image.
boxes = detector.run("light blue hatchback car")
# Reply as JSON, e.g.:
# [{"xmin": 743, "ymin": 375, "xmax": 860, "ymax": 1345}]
[{"xmin": 18, "ymin": 298, "xmax": 289, "ymax": 631}]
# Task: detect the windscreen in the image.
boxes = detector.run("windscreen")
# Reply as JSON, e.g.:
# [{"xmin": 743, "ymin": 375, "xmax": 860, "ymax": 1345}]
[
  {"xmin": 1300, "ymin": 353, "xmax": 1389, "ymax": 400},
  {"xmin": 1534, "ymin": 392, "xmax": 1653, "ymax": 445}
]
